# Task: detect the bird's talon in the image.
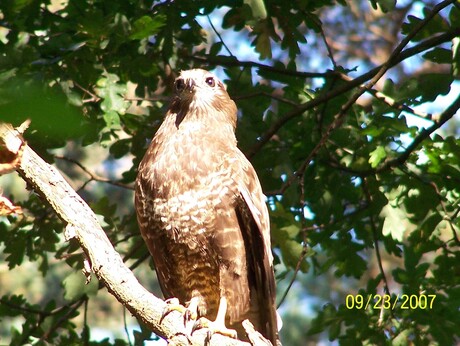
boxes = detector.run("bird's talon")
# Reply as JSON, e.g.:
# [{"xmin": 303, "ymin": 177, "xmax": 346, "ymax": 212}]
[
  {"xmin": 191, "ymin": 317, "xmax": 238, "ymax": 339},
  {"xmin": 160, "ymin": 298, "xmax": 188, "ymax": 324},
  {"xmin": 184, "ymin": 308, "xmax": 197, "ymax": 322},
  {"xmin": 161, "ymin": 297, "xmax": 199, "ymax": 328},
  {"xmin": 190, "ymin": 317, "xmax": 206, "ymax": 334}
]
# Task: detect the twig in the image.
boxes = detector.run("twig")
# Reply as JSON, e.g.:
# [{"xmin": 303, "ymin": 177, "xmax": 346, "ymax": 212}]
[
  {"xmin": 277, "ymin": 247, "xmax": 308, "ymax": 308},
  {"xmin": 191, "ymin": 55, "xmax": 333, "ymax": 79},
  {"xmin": 40, "ymin": 297, "xmax": 87, "ymax": 342},
  {"xmin": 83, "ymin": 298, "xmax": 90, "ymax": 346},
  {"xmin": 207, "ymin": 15, "xmax": 234, "ymax": 56},
  {"xmin": 54, "ymin": 155, "xmax": 134, "ymax": 190},
  {"xmin": 362, "ymin": 178, "xmax": 393, "ymax": 326},
  {"xmin": 338, "ymin": 73, "xmax": 434, "ymax": 120},
  {"xmin": 73, "ymin": 81, "xmax": 100, "ymax": 103},
  {"xmin": 366, "ymin": 88, "xmax": 433, "ymax": 120},
  {"xmin": 124, "ymin": 306, "xmax": 133, "ymax": 346},
  {"xmin": 319, "ymin": 25, "xmax": 337, "ymax": 69},
  {"xmin": 233, "ymin": 91, "xmax": 299, "ymax": 106},
  {"xmin": 362, "ymin": 179, "xmax": 391, "ymax": 299},
  {"xmin": 124, "ymin": 95, "xmax": 169, "ymax": 102}
]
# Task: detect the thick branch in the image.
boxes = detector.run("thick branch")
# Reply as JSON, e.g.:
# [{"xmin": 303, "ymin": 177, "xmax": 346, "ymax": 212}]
[{"xmin": 0, "ymin": 122, "xmax": 250, "ymax": 346}]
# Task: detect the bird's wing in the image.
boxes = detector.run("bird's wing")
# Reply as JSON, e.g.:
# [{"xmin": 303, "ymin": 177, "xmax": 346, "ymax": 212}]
[
  {"xmin": 234, "ymin": 160, "xmax": 279, "ymax": 344},
  {"xmin": 135, "ymin": 171, "xmax": 183, "ymax": 300}
]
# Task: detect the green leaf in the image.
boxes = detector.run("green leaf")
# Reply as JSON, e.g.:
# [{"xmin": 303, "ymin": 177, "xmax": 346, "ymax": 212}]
[
  {"xmin": 369, "ymin": 0, "xmax": 396, "ymax": 12},
  {"xmin": 209, "ymin": 42, "xmax": 223, "ymax": 56},
  {"xmin": 393, "ymin": 329, "xmax": 413, "ymax": 346},
  {"xmin": 222, "ymin": 6, "xmax": 252, "ymax": 31},
  {"xmin": 254, "ymin": 32, "xmax": 271, "ymax": 59},
  {"xmin": 402, "ymin": 10, "xmax": 450, "ymax": 42},
  {"xmin": 251, "ymin": 19, "xmax": 275, "ymax": 59},
  {"xmin": 369, "ymin": 146, "xmax": 386, "ymax": 168},
  {"xmin": 103, "ymin": 110, "xmax": 121, "ymax": 128},
  {"xmin": 129, "ymin": 15, "xmax": 166, "ymax": 40},
  {"xmin": 2, "ymin": 228, "xmax": 27, "ymax": 269},
  {"xmin": 422, "ymin": 48, "xmax": 452, "ymax": 64},
  {"xmin": 0, "ymin": 295, "xmax": 27, "ymax": 317},
  {"xmin": 95, "ymin": 73, "xmax": 128, "ymax": 128},
  {"xmin": 0, "ymin": 76, "xmax": 84, "ymax": 148},
  {"xmin": 110, "ymin": 138, "xmax": 131, "ymax": 158},
  {"xmin": 244, "ymin": 0, "xmax": 267, "ymax": 19},
  {"xmin": 380, "ymin": 203, "xmax": 407, "ymax": 242},
  {"xmin": 393, "ymin": 268, "xmax": 409, "ymax": 284},
  {"xmin": 418, "ymin": 74, "xmax": 452, "ymax": 101}
]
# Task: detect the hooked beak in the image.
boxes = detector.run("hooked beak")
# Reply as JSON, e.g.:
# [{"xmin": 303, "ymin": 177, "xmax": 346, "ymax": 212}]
[
  {"xmin": 175, "ymin": 77, "xmax": 195, "ymax": 95},
  {"xmin": 184, "ymin": 78, "xmax": 195, "ymax": 91}
]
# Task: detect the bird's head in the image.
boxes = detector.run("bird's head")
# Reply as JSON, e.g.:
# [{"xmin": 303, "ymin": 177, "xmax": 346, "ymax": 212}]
[{"xmin": 171, "ymin": 69, "xmax": 237, "ymax": 129}]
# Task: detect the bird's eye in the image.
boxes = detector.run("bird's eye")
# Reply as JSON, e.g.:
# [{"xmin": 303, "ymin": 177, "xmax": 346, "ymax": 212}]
[
  {"xmin": 205, "ymin": 77, "xmax": 215, "ymax": 87},
  {"xmin": 175, "ymin": 78, "xmax": 185, "ymax": 92}
]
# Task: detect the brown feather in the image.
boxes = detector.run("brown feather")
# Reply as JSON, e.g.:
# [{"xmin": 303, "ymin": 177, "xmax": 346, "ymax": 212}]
[{"xmin": 135, "ymin": 69, "xmax": 279, "ymax": 343}]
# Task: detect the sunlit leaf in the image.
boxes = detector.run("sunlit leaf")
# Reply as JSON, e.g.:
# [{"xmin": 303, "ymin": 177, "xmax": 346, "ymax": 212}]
[
  {"xmin": 380, "ymin": 203, "xmax": 407, "ymax": 242},
  {"xmin": 369, "ymin": 146, "xmax": 386, "ymax": 168},
  {"xmin": 130, "ymin": 15, "xmax": 166, "ymax": 40}
]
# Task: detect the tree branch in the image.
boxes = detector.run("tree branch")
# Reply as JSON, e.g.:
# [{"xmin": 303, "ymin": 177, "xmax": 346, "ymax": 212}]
[
  {"xmin": 323, "ymin": 93, "xmax": 460, "ymax": 177},
  {"xmin": 191, "ymin": 55, "xmax": 332, "ymax": 79},
  {"xmin": 377, "ymin": 93, "xmax": 460, "ymax": 172},
  {"xmin": 245, "ymin": 25, "xmax": 460, "ymax": 159},
  {"xmin": 0, "ymin": 122, "xmax": 251, "ymax": 346}
]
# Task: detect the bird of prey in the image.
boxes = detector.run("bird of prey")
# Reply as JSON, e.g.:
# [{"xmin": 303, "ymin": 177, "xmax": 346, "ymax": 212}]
[{"xmin": 135, "ymin": 69, "xmax": 279, "ymax": 344}]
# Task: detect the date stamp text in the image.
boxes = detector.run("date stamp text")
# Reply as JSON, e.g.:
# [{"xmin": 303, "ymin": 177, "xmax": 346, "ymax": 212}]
[{"xmin": 345, "ymin": 294, "xmax": 436, "ymax": 310}]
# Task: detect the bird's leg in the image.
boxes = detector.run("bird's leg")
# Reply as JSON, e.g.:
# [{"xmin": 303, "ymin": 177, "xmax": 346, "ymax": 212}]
[
  {"xmin": 161, "ymin": 297, "xmax": 199, "ymax": 327},
  {"xmin": 185, "ymin": 296, "xmax": 199, "ymax": 321},
  {"xmin": 192, "ymin": 296, "xmax": 238, "ymax": 339}
]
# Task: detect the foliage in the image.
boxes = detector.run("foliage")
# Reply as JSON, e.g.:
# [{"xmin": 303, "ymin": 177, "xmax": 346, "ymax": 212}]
[{"xmin": 1, "ymin": 0, "xmax": 460, "ymax": 345}]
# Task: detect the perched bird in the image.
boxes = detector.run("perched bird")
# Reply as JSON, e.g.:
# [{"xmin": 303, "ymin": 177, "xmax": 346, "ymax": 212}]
[{"xmin": 135, "ymin": 69, "xmax": 279, "ymax": 344}]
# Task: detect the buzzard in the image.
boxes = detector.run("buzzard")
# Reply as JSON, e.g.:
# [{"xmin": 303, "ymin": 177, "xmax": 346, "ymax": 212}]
[{"xmin": 135, "ymin": 69, "xmax": 279, "ymax": 344}]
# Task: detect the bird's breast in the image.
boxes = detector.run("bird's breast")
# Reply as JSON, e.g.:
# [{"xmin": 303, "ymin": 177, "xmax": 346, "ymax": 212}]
[{"xmin": 146, "ymin": 129, "xmax": 238, "ymax": 243}]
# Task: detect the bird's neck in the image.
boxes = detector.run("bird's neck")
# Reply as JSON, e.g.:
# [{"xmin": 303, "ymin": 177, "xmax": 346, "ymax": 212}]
[
  {"xmin": 151, "ymin": 114, "xmax": 236, "ymax": 169},
  {"xmin": 162, "ymin": 111, "xmax": 237, "ymax": 147}
]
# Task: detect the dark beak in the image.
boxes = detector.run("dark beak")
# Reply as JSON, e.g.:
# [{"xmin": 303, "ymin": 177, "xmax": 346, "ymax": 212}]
[
  {"xmin": 185, "ymin": 78, "xmax": 195, "ymax": 92},
  {"xmin": 175, "ymin": 77, "xmax": 195, "ymax": 94}
]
